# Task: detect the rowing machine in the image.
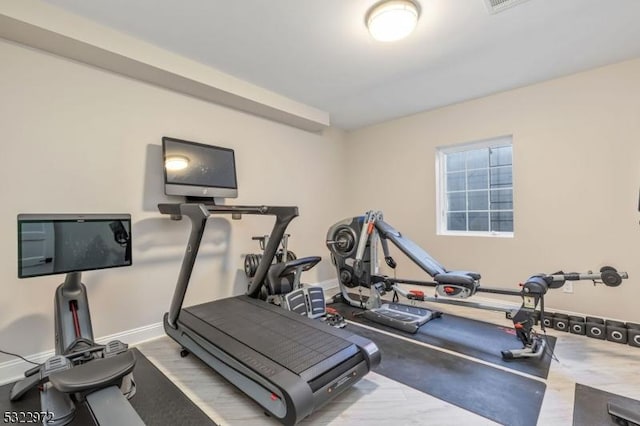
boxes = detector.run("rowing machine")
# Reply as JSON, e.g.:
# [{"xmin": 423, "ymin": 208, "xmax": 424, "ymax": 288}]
[{"xmin": 326, "ymin": 211, "xmax": 628, "ymax": 360}]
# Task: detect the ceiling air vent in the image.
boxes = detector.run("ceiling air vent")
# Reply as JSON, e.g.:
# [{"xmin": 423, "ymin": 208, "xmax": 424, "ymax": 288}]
[{"xmin": 484, "ymin": 0, "xmax": 531, "ymax": 14}]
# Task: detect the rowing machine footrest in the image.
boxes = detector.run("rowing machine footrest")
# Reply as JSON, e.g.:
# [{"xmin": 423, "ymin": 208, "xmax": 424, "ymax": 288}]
[
  {"xmin": 104, "ymin": 340, "xmax": 128, "ymax": 357},
  {"xmin": 501, "ymin": 337, "xmax": 546, "ymax": 360},
  {"xmin": 363, "ymin": 303, "xmax": 440, "ymax": 334}
]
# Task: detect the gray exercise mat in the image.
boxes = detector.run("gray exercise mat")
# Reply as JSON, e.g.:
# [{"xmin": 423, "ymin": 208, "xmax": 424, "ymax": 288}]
[
  {"xmin": 332, "ymin": 299, "xmax": 556, "ymax": 379},
  {"xmin": 573, "ymin": 383, "xmax": 640, "ymax": 426},
  {"xmin": 0, "ymin": 348, "xmax": 216, "ymax": 425},
  {"xmin": 349, "ymin": 323, "xmax": 546, "ymax": 426}
]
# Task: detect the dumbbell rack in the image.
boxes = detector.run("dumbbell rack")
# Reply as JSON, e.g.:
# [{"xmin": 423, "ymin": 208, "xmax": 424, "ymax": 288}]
[{"xmin": 539, "ymin": 311, "xmax": 640, "ymax": 347}]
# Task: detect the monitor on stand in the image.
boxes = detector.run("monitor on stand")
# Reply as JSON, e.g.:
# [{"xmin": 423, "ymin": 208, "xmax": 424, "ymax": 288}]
[
  {"xmin": 14, "ymin": 214, "xmax": 141, "ymax": 425},
  {"xmin": 17, "ymin": 214, "xmax": 132, "ymax": 354}
]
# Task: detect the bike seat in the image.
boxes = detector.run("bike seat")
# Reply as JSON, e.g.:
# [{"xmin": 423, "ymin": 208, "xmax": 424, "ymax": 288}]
[
  {"xmin": 49, "ymin": 350, "xmax": 136, "ymax": 394},
  {"xmin": 267, "ymin": 256, "xmax": 321, "ymax": 295}
]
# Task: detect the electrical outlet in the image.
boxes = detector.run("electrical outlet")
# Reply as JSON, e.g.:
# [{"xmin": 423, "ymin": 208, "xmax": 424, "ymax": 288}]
[{"xmin": 563, "ymin": 282, "xmax": 573, "ymax": 294}]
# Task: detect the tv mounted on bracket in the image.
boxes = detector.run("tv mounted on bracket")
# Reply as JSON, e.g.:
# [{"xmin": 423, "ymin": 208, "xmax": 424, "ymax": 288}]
[{"xmin": 162, "ymin": 136, "xmax": 238, "ymax": 202}]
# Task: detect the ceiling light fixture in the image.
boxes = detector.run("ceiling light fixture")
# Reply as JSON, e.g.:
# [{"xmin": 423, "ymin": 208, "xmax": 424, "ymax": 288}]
[{"xmin": 366, "ymin": 0, "xmax": 420, "ymax": 42}]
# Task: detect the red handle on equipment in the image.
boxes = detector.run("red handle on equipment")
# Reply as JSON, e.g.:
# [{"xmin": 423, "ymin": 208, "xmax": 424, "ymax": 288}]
[
  {"xmin": 367, "ymin": 221, "xmax": 375, "ymax": 235},
  {"xmin": 409, "ymin": 290, "xmax": 425, "ymax": 298}
]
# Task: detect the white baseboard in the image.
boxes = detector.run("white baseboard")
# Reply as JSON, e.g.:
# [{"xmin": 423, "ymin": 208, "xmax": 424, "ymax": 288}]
[
  {"xmin": 309, "ymin": 278, "xmax": 338, "ymax": 291},
  {"xmin": 95, "ymin": 321, "xmax": 164, "ymax": 347},
  {"xmin": 0, "ymin": 322, "xmax": 164, "ymax": 386}
]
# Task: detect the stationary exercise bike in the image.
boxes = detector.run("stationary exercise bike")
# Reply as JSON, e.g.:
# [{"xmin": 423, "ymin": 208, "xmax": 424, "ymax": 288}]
[
  {"xmin": 244, "ymin": 234, "xmax": 346, "ymax": 328},
  {"xmin": 10, "ymin": 214, "xmax": 143, "ymax": 425},
  {"xmin": 244, "ymin": 233, "xmax": 297, "ymax": 279}
]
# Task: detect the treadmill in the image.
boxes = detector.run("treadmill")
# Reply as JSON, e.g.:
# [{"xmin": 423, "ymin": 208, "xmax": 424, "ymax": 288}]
[{"xmin": 158, "ymin": 203, "xmax": 381, "ymax": 425}]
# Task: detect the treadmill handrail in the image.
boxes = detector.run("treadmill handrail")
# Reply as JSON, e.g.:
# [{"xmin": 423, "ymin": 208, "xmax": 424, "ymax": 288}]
[
  {"xmin": 158, "ymin": 203, "xmax": 299, "ymax": 327},
  {"xmin": 158, "ymin": 203, "xmax": 297, "ymax": 216}
]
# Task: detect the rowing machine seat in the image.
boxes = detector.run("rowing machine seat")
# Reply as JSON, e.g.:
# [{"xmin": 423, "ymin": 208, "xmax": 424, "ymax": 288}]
[
  {"xmin": 433, "ymin": 271, "xmax": 481, "ymax": 286},
  {"xmin": 433, "ymin": 271, "xmax": 480, "ymax": 297}
]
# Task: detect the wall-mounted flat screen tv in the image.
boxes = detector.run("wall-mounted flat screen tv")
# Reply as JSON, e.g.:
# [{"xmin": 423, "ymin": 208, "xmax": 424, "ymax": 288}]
[{"xmin": 162, "ymin": 136, "xmax": 238, "ymax": 200}]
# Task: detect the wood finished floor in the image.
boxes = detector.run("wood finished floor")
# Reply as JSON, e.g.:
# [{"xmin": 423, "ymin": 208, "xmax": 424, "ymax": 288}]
[{"xmin": 136, "ymin": 301, "xmax": 640, "ymax": 425}]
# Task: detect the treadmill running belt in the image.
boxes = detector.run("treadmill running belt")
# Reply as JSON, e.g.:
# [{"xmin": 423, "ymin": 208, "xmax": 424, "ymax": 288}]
[{"xmin": 185, "ymin": 296, "xmax": 354, "ymax": 374}]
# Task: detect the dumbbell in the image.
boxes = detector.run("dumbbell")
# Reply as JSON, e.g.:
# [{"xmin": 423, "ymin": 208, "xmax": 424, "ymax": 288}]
[
  {"xmin": 626, "ymin": 322, "xmax": 640, "ymax": 348},
  {"xmin": 569, "ymin": 315, "xmax": 586, "ymax": 335},
  {"xmin": 553, "ymin": 313, "xmax": 569, "ymax": 332},
  {"xmin": 586, "ymin": 316, "xmax": 606, "ymax": 340},
  {"xmin": 606, "ymin": 320, "xmax": 627, "ymax": 344},
  {"xmin": 541, "ymin": 312, "xmax": 554, "ymax": 328}
]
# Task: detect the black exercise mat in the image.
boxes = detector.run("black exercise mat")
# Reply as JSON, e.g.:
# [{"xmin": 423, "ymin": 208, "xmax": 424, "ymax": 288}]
[
  {"xmin": 350, "ymin": 323, "xmax": 546, "ymax": 426},
  {"xmin": 0, "ymin": 348, "xmax": 215, "ymax": 426},
  {"xmin": 332, "ymin": 300, "xmax": 556, "ymax": 379},
  {"xmin": 573, "ymin": 383, "xmax": 640, "ymax": 426}
]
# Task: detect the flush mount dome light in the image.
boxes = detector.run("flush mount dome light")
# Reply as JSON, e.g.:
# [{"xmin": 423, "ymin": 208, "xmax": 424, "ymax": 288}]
[
  {"xmin": 165, "ymin": 155, "xmax": 189, "ymax": 171},
  {"xmin": 366, "ymin": 0, "xmax": 420, "ymax": 42}
]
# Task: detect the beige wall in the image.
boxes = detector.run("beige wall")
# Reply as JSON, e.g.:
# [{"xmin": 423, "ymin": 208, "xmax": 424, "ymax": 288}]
[
  {"xmin": 344, "ymin": 58, "xmax": 640, "ymax": 323},
  {"xmin": 2, "ymin": 34, "xmax": 639, "ymax": 365},
  {"xmin": 0, "ymin": 39, "xmax": 348, "ymax": 362}
]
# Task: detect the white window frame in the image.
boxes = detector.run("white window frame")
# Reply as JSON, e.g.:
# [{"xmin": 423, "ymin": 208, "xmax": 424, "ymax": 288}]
[{"xmin": 436, "ymin": 135, "xmax": 514, "ymax": 238}]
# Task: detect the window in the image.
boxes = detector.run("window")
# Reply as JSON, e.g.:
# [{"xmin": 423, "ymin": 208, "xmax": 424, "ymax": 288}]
[{"xmin": 436, "ymin": 136, "xmax": 513, "ymax": 236}]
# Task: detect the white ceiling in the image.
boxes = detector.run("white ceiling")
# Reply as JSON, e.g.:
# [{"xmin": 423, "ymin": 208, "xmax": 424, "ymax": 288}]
[{"xmin": 42, "ymin": 0, "xmax": 640, "ymax": 130}]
